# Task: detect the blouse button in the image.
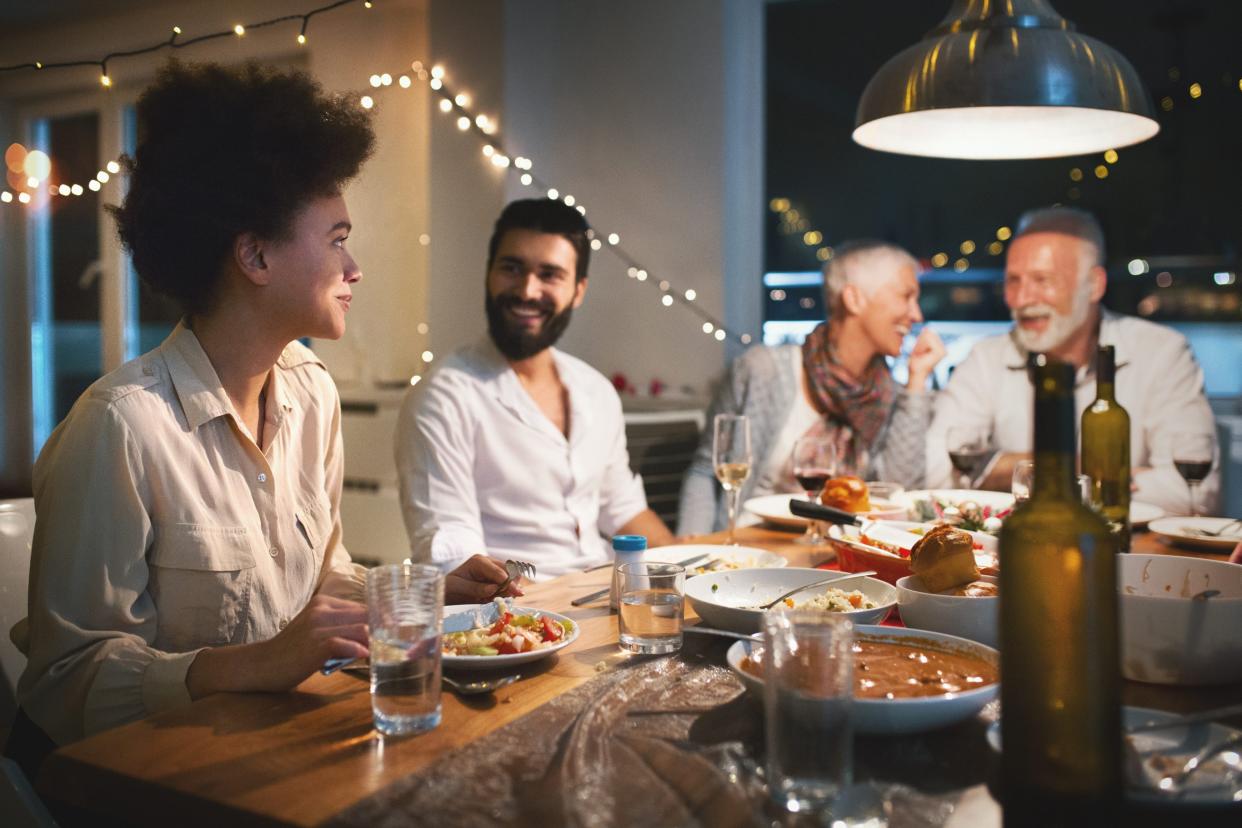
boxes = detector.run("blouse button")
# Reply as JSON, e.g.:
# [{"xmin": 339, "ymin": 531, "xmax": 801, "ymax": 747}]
[
  {"xmin": 257, "ymin": 472, "xmax": 268, "ymax": 483},
  {"xmin": 279, "ymin": 618, "xmax": 288, "ymax": 630},
  {"xmin": 269, "ymin": 546, "xmax": 279, "ymax": 558}
]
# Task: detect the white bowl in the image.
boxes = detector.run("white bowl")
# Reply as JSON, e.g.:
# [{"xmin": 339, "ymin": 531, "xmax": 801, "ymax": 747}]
[
  {"xmin": 895, "ymin": 575, "xmax": 999, "ymax": 649},
  {"xmin": 726, "ymin": 625, "xmax": 1000, "ymax": 734},
  {"xmin": 1117, "ymin": 554, "xmax": 1242, "ymax": 685},
  {"xmin": 645, "ymin": 543, "xmax": 787, "ymax": 576},
  {"xmin": 684, "ymin": 567, "xmax": 895, "ymax": 633}
]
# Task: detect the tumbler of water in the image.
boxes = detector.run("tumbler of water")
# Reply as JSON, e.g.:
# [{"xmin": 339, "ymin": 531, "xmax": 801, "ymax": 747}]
[
  {"xmin": 617, "ymin": 562, "xmax": 685, "ymax": 654},
  {"xmin": 366, "ymin": 563, "xmax": 444, "ymax": 736},
  {"xmin": 762, "ymin": 608, "xmax": 854, "ymax": 815}
]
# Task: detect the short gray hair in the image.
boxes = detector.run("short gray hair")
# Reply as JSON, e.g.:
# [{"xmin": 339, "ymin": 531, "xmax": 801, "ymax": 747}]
[
  {"xmin": 823, "ymin": 239, "xmax": 919, "ymax": 317},
  {"xmin": 1014, "ymin": 206, "xmax": 1105, "ymax": 267}
]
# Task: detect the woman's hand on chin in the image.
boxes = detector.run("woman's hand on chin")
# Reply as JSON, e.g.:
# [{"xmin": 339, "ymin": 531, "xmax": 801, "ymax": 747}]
[{"xmin": 906, "ymin": 327, "xmax": 946, "ymax": 392}]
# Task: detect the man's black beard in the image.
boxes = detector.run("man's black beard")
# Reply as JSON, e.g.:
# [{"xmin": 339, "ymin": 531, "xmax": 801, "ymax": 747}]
[{"xmin": 485, "ymin": 293, "xmax": 575, "ymax": 361}]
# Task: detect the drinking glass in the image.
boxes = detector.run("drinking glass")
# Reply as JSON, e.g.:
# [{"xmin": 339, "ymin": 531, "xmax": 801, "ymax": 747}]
[
  {"xmin": 366, "ymin": 563, "xmax": 444, "ymax": 736},
  {"xmin": 1011, "ymin": 460, "xmax": 1034, "ymax": 503},
  {"xmin": 946, "ymin": 425, "xmax": 993, "ymax": 489},
  {"xmin": 713, "ymin": 414, "xmax": 753, "ymax": 544},
  {"xmin": 1172, "ymin": 432, "xmax": 1214, "ymax": 516},
  {"xmin": 762, "ymin": 608, "xmax": 854, "ymax": 815},
  {"xmin": 791, "ymin": 435, "xmax": 837, "ymax": 545},
  {"xmin": 617, "ymin": 562, "xmax": 685, "ymax": 654}
]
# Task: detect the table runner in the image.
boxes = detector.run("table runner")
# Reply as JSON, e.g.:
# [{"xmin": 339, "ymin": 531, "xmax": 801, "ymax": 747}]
[{"xmin": 329, "ymin": 636, "xmax": 988, "ymax": 828}]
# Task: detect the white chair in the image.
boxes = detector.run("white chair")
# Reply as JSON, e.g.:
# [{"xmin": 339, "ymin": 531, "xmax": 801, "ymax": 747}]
[{"xmin": 0, "ymin": 498, "xmax": 35, "ymax": 727}]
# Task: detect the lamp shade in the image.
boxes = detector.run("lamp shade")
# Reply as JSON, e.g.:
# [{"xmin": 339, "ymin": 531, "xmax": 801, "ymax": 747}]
[{"xmin": 853, "ymin": 0, "xmax": 1159, "ymax": 159}]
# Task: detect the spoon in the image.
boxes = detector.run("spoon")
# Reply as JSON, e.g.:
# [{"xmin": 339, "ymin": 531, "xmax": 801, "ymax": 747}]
[
  {"xmin": 1159, "ymin": 732, "xmax": 1242, "ymax": 793},
  {"xmin": 759, "ymin": 571, "xmax": 878, "ymax": 610},
  {"xmin": 682, "ymin": 626, "xmax": 761, "ymax": 643},
  {"xmin": 443, "ymin": 673, "xmax": 519, "ymax": 695}
]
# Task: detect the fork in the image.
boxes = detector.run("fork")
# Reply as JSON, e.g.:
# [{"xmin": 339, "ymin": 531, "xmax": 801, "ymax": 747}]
[
  {"xmin": 1186, "ymin": 518, "xmax": 1242, "ymax": 538},
  {"xmin": 491, "ymin": 559, "xmax": 536, "ymax": 599}
]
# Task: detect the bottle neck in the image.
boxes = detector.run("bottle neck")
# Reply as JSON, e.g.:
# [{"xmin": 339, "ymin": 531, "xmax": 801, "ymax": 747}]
[
  {"xmin": 1095, "ymin": 379, "xmax": 1116, "ymax": 402},
  {"xmin": 1033, "ymin": 382, "xmax": 1077, "ymax": 499}
]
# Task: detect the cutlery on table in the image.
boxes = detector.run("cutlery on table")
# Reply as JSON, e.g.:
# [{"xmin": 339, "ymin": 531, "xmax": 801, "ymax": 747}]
[
  {"xmin": 758, "ymin": 570, "xmax": 878, "ymax": 610},
  {"xmin": 1126, "ymin": 702, "xmax": 1242, "ymax": 734},
  {"xmin": 491, "ymin": 559, "xmax": 536, "ymax": 599},
  {"xmin": 443, "ymin": 674, "xmax": 519, "ymax": 695},
  {"xmin": 682, "ymin": 626, "xmax": 760, "ymax": 643},
  {"xmin": 1183, "ymin": 518, "xmax": 1242, "ymax": 538},
  {"xmin": 1159, "ymin": 732, "xmax": 1242, "ymax": 792},
  {"xmin": 322, "ymin": 656, "xmax": 363, "ymax": 675}
]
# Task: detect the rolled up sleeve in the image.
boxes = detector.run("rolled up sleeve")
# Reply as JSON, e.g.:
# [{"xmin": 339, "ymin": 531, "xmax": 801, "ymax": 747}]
[
  {"xmin": 316, "ymin": 387, "xmax": 366, "ymax": 602},
  {"xmin": 19, "ymin": 400, "xmax": 195, "ymax": 744}
]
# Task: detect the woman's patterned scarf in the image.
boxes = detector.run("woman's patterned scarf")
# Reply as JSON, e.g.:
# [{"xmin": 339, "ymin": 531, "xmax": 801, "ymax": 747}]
[{"xmin": 799, "ymin": 321, "xmax": 896, "ymax": 476}]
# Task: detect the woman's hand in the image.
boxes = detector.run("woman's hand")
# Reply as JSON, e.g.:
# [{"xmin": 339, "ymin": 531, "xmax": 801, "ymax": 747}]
[
  {"xmin": 446, "ymin": 554, "xmax": 525, "ymax": 604},
  {"xmin": 906, "ymin": 327, "xmax": 946, "ymax": 392},
  {"xmin": 187, "ymin": 594, "xmax": 369, "ymax": 697},
  {"xmin": 1230, "ymin": 542, "xmax": 1241, "ymax": 566}
]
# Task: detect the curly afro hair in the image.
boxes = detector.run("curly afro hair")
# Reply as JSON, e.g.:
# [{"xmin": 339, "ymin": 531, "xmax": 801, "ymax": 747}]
[{"xmin": 110, "ymin": 61, "xmax": 375, "ymax": 315}]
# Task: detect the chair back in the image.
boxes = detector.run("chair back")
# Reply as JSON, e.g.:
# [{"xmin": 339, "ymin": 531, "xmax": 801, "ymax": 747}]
[{"xmin": 0, "ymin": 498, "xmax": 35, "ymax": 727}]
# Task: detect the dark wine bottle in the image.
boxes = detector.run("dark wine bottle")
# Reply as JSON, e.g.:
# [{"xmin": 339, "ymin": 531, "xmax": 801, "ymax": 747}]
[
  {"xmin": 1080, "ymin": 345, "xmax": 1131, "ymax": 552},
  {"xmin": 1000, "ymin": 357, "xmax": 1121, "ymax": 827}
]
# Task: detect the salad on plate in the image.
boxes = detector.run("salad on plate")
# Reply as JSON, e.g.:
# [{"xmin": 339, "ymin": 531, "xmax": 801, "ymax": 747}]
[{"xmin": 441, "ymin": 598, "xmax": 574, "ymax": 657}]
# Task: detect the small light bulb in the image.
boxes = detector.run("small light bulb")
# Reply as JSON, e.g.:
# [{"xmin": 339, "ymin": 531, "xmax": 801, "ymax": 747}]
[
  {"xmin": 457, "ymin": 116, "xmax": 470, "ymax": 130},
  {"xmin": 661, "ymin": 295, "xmax": 674, "ymax": 307},
  {"xmin": 520, "ymin": 173, "xmax": 532, "ymax": 186},
  {"xmin": 576, "ymin": 205, "xmax": 585, "ymax": 215},
  {"xmin": 546, "ymin": 187, "xmax": 558, "ymax": 199},
  {"xmin": 398, "ymin": 75, "xmax": 411, "ymax": 88},
  {"xmin": 421, "ymin": 350, "xmax": 434, "ymax": 363},
  {"xmin": 636, "ymin": 269, "xmax": 648, "ymax": 281},
  {"xmin": 418, "ymin": 234, "xmax": 430, "ymax": 246},
  {"xmin": 369, "ymin": 74, "xmax": 382, "ymax": 88},
  {"xmin": 714, "ymin": 329, "xmax": 726, "ymax": 341},
  {"xmin": 360, "ymin": 95, "xmax": 374, "ymax": 109},
  {"xmin": 416, "ymin": 322, "xmax": 429, "ymax": 335},
  {"xmin": 18, "ymin": 192, "xmax": 31, "ymax": 204},
  {"xmin": 482, "ymin": 145, "xmax": 495, "ymax": 157},
  {"xmin": 26, "ymin": 176, "xmax": 38, "ymax": 188},
  {"xmin": 741, "ymin": 334, "xmax": 752, "ymax": 345},
  {"xmin": 590, "ymin": 239, "xmax": 602, "ymax": 250},
  {"xmin": 58, "ymin": 184, "xmax": 71, "ymax": 196},
  {"xmin": 172, "ymin": 26, "xmax": 182, "ymax": 35},
  {"xmin": 97, "ymin": 171, "xmax": 109, "ymax": 183},
  {"xmin": 364, "ymin": 1, "xmax": 373, "ymax": 8},
  {"xmin": 439, "ymin": 99, "xmax": 452, "ymax": 113},
  {"xmin": 100, "ymin": 73, "xmax": 112, "ymax": 87},
  {"xmin": 380, "ymin": 74, "xmax": 392, "ymax": 86},
  {"xmin": 608, "ymin": 233, "xmax": 620, "ymax": 245},
  {"xmin": 454, "ymin": 93, "xmax": 469, "ymax": 106},
  {"xmin": 685, "ymin": 289, "xmax": 697, "ymax": 301},
  {"xmin": 297, "ymin": 33, "xmax": 306, "ymax": 45},
  {"xmin": 0, "ymin": 191, "xmax": 11, "ymax": 203},
  {"xmin": 88, "ymin": 180, "xmax": 101, "ymax": 192},
  {"xmin": 702, "ymin": 322, "xmax": 713, "ymax": 333},
  {"xmin": 627, "ymin": 267, "xmax": 638, "ymax": 278},
  {"xmin": 431, "ymin": 65, "xmax": 445, "ymax": 79},
  {"xmin": 429, "ymin": 78, "xmax": 442, "ymax": 91},
  {"xmin": 409, "ymin": 375, "xmax": 421, "ymax": 387},
  {"xmin": 497, "ymin": 155, "xmax": 510, "ymax": 168},
  {"xmin": 563, "ymin": 194, "xmax": 575, "ymax": 206},
  {"xmin": 233, "ymin": 24, "xmax": 245, "ymax": 36},
  {"xmin": 475, "ymin": 114, "xmax": 488, "ymax": 129},
  {"xmin": 411, "ymin": 61, "xmax": 424, "ymax": 72},
  {"xmin": 70, "ymin": 184, "xmax": 83, "ymax": 196},
  {"xmin": 658, "ymin": 280, "xmax": 671, "ymax": 291},
  {"xmin": 106, "ymin": 161, "xmax": 120, "ymax": 174}
]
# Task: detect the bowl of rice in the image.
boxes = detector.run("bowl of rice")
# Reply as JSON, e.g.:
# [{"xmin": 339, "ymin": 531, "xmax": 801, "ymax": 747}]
[{"xmin": 684, "ymin": 567, "xmax": 896, "ymax": 633}]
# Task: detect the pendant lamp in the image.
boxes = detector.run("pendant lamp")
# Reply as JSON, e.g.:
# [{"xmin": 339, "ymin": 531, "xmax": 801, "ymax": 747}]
[{"xmin": 853, "ymin": 0, "xmax": 1159, "ymax": 159}]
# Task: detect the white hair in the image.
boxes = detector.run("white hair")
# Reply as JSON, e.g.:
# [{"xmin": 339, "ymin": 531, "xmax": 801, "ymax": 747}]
[{"xmin": 823, "ymin": 240, "xmax": 919, "ymax": 317}]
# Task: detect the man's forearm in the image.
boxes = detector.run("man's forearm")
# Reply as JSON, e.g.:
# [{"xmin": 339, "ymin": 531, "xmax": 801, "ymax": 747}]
[{"xmin": 616, "ymin": 508, "xmax": 676, "ymax": 547}]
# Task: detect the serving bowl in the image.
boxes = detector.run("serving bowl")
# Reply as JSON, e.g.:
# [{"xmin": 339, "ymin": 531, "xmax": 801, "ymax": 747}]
[
  {"xmin": 684, "ymin": 567, "xmax": 895, "ymax": 633},
  {"xmin": 828, "ymin": 521, "xmax": 999, "ymax": 584},
  {"xmin": 1117, "ymin": 554, "xmax": 1242, "ymax": 685},
  {"xmin": 726, "ymin": 625, "xmax": 1000, "ymax": 734},
  {"xmin": 895, "ymin": 574, "xmax": 999, "ymax": 649}
]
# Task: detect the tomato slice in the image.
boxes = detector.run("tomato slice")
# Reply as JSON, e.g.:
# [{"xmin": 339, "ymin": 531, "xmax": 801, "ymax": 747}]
[
  {"xmin": 541, "ymin": 616, "xmax": 562, "ymax": 642},
  {"xmin": 488, "ymin": 612, "xmax": 512, "ymax": 636}
]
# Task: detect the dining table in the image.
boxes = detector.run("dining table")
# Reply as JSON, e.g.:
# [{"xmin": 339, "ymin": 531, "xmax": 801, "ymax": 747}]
[{"xmin": 36, "ymin": 524, "xmax": 1242, "ymax": 827}]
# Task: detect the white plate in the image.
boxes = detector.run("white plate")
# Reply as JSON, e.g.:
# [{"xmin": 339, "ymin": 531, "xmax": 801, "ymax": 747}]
[
  {"xmin": 898, "ymin": 489, "xmax": 1016, "ymax": 522},
  {"xmin": 441, "ymin": 603, "xmax": 579, "ymax": 669},
  {"xmin": 647, "ymin": 543, "xmax": 787, "ymax": 576},
  {"xmin": 726, "ymin": 625, "xmax": 1000, "ymax": 734},
  {"xmin": 1149, "ymin": 517, "xmax": 1242, "ymax": 551},
  {"xmin": 1130, "ymin": 501, "xmax": 1165, "ymax": 528},
  {"xmin": 987, "ymin": 707, "xmax": 1242, "ymax": 805},
  {"xmin": 685, "ymin": 567, "xmax": 895, "ymax": 633},
  {"xmin": 743, "ymin": 493, "xmax": 907, "ymax": 528}
]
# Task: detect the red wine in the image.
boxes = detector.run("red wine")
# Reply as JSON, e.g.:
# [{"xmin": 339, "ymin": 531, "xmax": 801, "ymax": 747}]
[
  {"xmin": 794, "ymin": 471, "xmax": 830, "ymax": 494},
  {"xmin": 1174, "ymin": 460, "xmax": 1211, "ymax": 483},
  {"xmin": 949, "ymin": 449, "xmax": 989, "ymax": 476}
]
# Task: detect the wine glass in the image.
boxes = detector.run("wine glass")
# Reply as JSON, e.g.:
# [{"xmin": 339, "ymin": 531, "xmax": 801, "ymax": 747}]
[
  {"xmin": 713, "ymin": 414, "xmax": 753, "ymax": 545},
  {"xmin": 791, "ymin": 435, "xmax": 837, "ymax": 545},
  {"xmin": 1011, "ymin": 460, "xmax": 1034, "ymax": 503},
  {"xmin": 946, "ymin": 425, "xmax": 993, "ymax": 489},
  {"xmin": 1172, "ymin": 432, "xmax": 1214, "ymax": 517}
]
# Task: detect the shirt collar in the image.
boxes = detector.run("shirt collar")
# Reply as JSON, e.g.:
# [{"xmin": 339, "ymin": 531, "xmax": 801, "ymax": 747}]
[
  {"xmin": 1003, "ymin": 307, "xmax": 1130, "ymax": 383},
  {"xmin": 472, "ymin": 337, "xmax": 576, "ymax": 443}
]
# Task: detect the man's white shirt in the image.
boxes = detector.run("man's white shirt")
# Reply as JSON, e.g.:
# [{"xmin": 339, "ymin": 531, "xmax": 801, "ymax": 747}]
[
  {"xmin": 926, "ymin": 311, "xmax": 1219, "ymax": 516},
  {"xmin": 396, "ymin": 339, "xmax": 649, "ymax": 579}
]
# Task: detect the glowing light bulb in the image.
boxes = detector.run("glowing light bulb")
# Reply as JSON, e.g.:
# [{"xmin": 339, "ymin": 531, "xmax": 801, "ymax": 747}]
[
  {"xmin": 741, "ymin": 334, "xmax": 752, "ymax": 345},
  {"xmin": 439, "ymin": 99, "xmax": 452, "ymax": 113},
  {"xmin": 482, "ymin": 145, "xmax": 494, "ymax": 157},
  {"xmin": 0, "ymin": 192, "xmax": 11, "ymax": 203},
  {"xmin": 172, "ymin": 26, "xmax": 182, "ymax": 35},
  {"xmin": 421, "ymin": 350, "xmax": 434, "ymax": 363},
  {"xmin": 576, "ymin": 205, "xmax": 585, "ymax": 215},
  {"xmin": 520, "ymin": 173, "xmax": 532, "ymax": 186},
  {"xmin": 1094, "ymin": 165, "xmax": 1109, "ymax": 179},
  {"xmin": 429, "ymin": 79, "xmax": 442, "ymax": 90},
  {"xmin": 685, "ymin": 289, "xmax": 697, "ymax": 301},
  {"xmin": 418, "ymin": 234, "xmax": 430, "ymax": 246},
  {"xmin": 297, "ymin": 34, "xmax": 307, "ymax": 45},
  {"xmin": 563, "ymin": 194, "xmax": 575, "ymax": 206},
  {"xmin": 106, "ymin": 161, "xmax": 120, "ymax": 174},
  {"xmin": 658, "ymin": 280, "xmax": 670, "ymax": 291},
  {"xmin": 475, "ymin": 114, "xmax": 488, "ymax": 130},
  {"xmin": 360, "ymin": 96, "xmax": 374, "ymax": 109},
  {"xmin": 18, "ymin": 192, "xmax": 31, "ymax": 204},
  {"xmin": 26, "ymin": 176, "xmax": 38, "ymax": 188},
  {"xmin": 100, "ymin": 73, "xmax": 112, "ymax": 87},
  {"xmin": 661, "ymin": 295, "xmax": 674, "ymax": 307},
  {"xmin": 714, "ymin": 329, "xmax": 726, "ymax": 341},
  {"xmin": 608, "ymin": 233, "xmax": 620, "ymax": 245},
  {"xmin": 233, "ymin": 24, "xmax": 245, "ymax": 36},
  {"xmin": 97, "ymin": 171, "xmax": 109, "ymax": 183},
  {"xmin": 416, "ymin": 322, "xmax": 429, "ymax": 335},
  {"xmin": 702, "ymin": 322, "xmax": 713, "ymax": 333},
  {"xmin": 369, "ymin": 74, "xmax": 382, "ymax": 88},
  {"xmin": 1104, "ymin": 149, "xmax": 1118, "ymax": 164},
  {"xmin": 71, "ymin": 184, "xmax": 83, "ymax": 196},
  {"xmin": 58, "ymin": 184, "xmax": 71, "ymax": 196},
  {"xmin": 636, "ymin": 269, "xmax": 648, "ymax": 281},
  {"xmin": 996, "ymin": 226, "xmax": 1012, "ymax": 240},
  {"xmin": 546, "ymin": 188, "xmax": 558, "ymax": 199},
  {"xmin": 960, "ymin": 240, "xmax": 976, "ymax": 255},
  {"xmin": 431, "ymin": 65, "xmax": 445, "ymax": 79},
  {"xmin": 398, "ymin": 75, "xmax": 411, "ymax": 88},
  {"xmin": 380, "ymin": 74, "xmax": 392, "ymax": 86},
  {"xmin": 454, "ymin": 93, "xmax": 469, "ymax": 106},
  {"xmin": 590, "ymin": 239, "xmax": 602, "ymax": 250},
  {"xmin": 409, "ymin": 375, "xmax": 421, "ymax": 387},
  {"xmin": 88, "ymin": 180, "xmax": 101, "ymax": 192},
  {"xmin": 457, "ymin": 116, "xmax": 470, "ymax": 130}
]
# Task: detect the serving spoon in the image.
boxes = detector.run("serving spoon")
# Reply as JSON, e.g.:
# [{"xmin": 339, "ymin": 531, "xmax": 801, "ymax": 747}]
[{"xmin": 759, "ymin": 570, "xmax": 878, "ymax": 610}]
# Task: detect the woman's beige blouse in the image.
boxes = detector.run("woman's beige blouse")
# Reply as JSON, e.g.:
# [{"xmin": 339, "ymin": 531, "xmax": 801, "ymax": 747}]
[{"xmin": 16, "ymin": 324, "xmax": 365, "ymax": 745}]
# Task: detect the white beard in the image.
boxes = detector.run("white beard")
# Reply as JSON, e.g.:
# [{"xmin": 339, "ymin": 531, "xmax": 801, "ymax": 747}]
[{"xmin": 1011, "ymin": 276, "xmax": 1094, "ymax": 353}]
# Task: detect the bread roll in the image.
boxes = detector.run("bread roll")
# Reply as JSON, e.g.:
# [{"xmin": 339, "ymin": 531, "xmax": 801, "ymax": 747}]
[
  {"xmin": 910, "ymin": 525, "xmax": 979, "ymax": 593},
  {"xmin": 820, "ymin": 476, "xmax": 871, "ymax": 513}
]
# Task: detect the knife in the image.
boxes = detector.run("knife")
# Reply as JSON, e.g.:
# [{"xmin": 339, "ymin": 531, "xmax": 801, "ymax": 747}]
[{"xmin": 788, "ymin": 500, "xmax": 864, "ymax": 525}]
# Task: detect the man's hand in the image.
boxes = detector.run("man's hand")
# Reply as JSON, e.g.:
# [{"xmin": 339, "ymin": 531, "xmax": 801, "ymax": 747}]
[
  {"xmin": 446, "ymin": 554, "xmax": 525, "ymax": 604},
  {"xmin": 906, "ymin": 327, "xmax": 946, "ymax": 392}
]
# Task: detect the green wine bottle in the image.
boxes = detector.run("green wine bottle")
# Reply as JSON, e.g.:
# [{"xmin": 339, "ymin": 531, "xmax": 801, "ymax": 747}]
[
  {"xmin": 1000, "ymin": 357, "xmax": 1121, "ymax": 827},
  {"xmin": 1081, "ymin": 345, "xmax": 1131, "ymax": 552}
]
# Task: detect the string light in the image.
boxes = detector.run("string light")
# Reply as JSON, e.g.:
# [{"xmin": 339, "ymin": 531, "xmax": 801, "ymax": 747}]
[{"xmin": 233, "ymin": 24, "xmax": 246, "ymax": 36}]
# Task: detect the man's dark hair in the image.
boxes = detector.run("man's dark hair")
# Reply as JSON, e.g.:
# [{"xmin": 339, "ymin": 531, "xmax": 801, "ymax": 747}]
[
  {"xmin": 109, "ymin": 61, "xmax": 375, "ymax": 315},
  {"xmin": 486, "ymin": 198, "xmax": 591, "ymax": 281},
  {"xmin": 1013, "ymin": 206, "xmax": 1106, "ymax": 267}
]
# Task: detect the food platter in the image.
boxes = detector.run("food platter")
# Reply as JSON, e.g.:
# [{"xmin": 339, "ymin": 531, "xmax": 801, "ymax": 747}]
[
  {"xmin": 743, "ymin": 492, "xmax": 907, "ymax": 528},
  {"xmin": 684, "ymin": 567, "xmax": 895, "ymax": 633},
  {"xmin": 647, "ymin": 543, "xmax": 787, "ymax": 575},
  {"xmin": 441, "ymin": 603, "xmax": 580, "ymax": 669},
  {"xmin": 726, "ymin": 625, "xmax": 1000, "ymax": 734}
]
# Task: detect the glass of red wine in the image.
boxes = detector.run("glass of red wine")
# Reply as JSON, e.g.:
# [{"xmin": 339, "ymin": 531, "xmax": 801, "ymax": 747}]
[
  {"xmin": 791, "ymin": 435, "xmax": 837, "ymax": 545},
  {"xmin": 1172, "ymin": 432, "xmax": 1214, "ymax": 516},
  {"xmin": 945, "ymin": 425, "xmax": 993, "ymax": 489}
]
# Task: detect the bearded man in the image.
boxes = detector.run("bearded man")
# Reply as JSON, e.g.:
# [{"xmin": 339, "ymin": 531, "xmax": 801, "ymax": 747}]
[
  {"xmin": 395, "ymin": 199, "xmax": 673, "ymax": 580},
  {"xmin": 926, "ymin": 207, "xmax": 1218, "ymax": 515}
]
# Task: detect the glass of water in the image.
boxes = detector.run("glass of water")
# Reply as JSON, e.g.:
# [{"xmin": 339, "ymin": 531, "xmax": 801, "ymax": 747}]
[
  {"xmin": 366, "ymin": 563, "xmax": 444, "ymax": 736},
  {"xmin": 617, "ymin": 562, "xmax": 685, "ymax": 654},
  {"xmin": 762, "ymin": 608, "xmax": 854, "ymax": 815}
]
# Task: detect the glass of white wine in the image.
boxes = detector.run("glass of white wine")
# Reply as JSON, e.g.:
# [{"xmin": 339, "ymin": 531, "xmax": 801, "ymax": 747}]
[{"xmin": 713, "ymin": 413, "xmax": 752, "ymax": 545}]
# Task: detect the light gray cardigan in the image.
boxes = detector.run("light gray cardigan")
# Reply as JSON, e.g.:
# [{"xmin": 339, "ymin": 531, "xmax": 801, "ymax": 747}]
[{"xmin": 677, "ymin": 344, "xmax": 933, "ymax": 535}]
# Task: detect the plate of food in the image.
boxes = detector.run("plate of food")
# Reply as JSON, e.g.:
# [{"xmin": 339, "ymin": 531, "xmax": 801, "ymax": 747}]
[
  {"xmin": 744, "ymin": 479, "xmax": 906, "ymax": 529},
  {"xmin": 441, "ymin": 599, "xmax": 579, "ymax": 669},
  {"xmin": 684, "ymin": 567, "xmax": 895, "ymax": 633},
  {"xmin": 987, "ymin": 707, "xmax": 1242, "ymax": 805},
  {"xmin": 727, "ymin": 625, "xmax": 1000, "ymax": 734},
  {"xmin": 897, "ymin": 489, "xmax": 1016, "ymax": 534},
  {"xmin": 1129, "ymin": 501, "xmax": 1165, "ymax": 528},
  {"xmin": 1148, "ymin": 517, "xmax": 1242, "ymax": 552},
  {"xmin": 648, "ymin": 544, "xmax": 788, "ymax": 576}
]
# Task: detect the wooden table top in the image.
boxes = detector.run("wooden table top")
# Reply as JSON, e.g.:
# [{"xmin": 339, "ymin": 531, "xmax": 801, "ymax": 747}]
[{"xmin": 38, "ymin": 525, "xmax": 1238, "ymax": 826}]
